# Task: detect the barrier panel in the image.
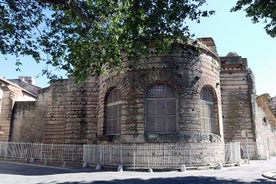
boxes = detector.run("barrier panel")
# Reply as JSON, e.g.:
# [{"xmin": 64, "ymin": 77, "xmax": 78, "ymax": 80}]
[
  {"xmin": 0, "ymin": 141, "xmax": 243, "ymax": 169},
  {"xmin": 83, "ymin": 142, "xmax": 225, "ymax": 169},
  {"xmin": 0, "ymin": 142, "xmax": 83, "ymax": 162}
]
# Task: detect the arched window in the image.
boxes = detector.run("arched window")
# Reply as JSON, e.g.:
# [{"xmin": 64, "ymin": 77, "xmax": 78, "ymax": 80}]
[
  {"xmin": 105, "ymin": 88, "xmax": 122, "ymax": 135},
  {"xmin": 145, "ymin": 84, "xmax": 177, "ymax": 133},
  {"xmin": 200, "ymin": 86, "xmax": 216, "ymax": 133}
]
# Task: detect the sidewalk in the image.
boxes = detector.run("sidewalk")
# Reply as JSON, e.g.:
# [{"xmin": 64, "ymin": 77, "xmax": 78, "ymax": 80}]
[{"xmin": 262, "ymin": 171, "xmax": 276, "ymax": 180}]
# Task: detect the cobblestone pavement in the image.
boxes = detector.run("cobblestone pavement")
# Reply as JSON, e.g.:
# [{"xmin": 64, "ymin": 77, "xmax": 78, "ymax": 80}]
[{"xmin": 1, "ymin": 158, "xmax": 276, "ymax": 184}]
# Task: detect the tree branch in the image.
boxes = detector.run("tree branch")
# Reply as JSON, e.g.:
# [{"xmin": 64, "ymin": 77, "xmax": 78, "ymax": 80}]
[{"xmin": 40, "ymin": 0, "xmax": 94, "ymax": 25}]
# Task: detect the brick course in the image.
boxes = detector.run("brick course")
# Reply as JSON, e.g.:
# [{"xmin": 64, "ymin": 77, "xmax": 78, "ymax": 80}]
[{"xmin": 7, "ymin": 38, "xmax": 276, "ymax": 160}]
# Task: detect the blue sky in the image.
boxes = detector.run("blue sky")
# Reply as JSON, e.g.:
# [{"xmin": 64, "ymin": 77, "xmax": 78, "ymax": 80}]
[
  {"xmin": 0, "ymin": 0, "xmax": 275, "ymax": 96},
  {"xmin": 188, "ymin": 0, "xmax": 276, "ymax": 96}
]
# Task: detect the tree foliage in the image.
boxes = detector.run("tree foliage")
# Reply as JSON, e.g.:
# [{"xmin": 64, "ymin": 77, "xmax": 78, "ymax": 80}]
[
  {"xmin": 232, "ymin": 0, "xmax": 276, "ymax": 38},
  {"xmin": 0, "ymin": 0, "xmax": 214, "ymax": 82}
]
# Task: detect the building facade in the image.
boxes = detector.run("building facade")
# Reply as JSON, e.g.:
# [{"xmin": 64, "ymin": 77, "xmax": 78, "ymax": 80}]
[
  {"xmin": 2, "ymin": 38, "xmax": 276, "ymax": 161},
  {"xmin": 30, "ymin": 38, "xmax": 223, "ymax": 145},
  {"xmin": 0, "ymin": 77, "xmax": 40, "ymax": 142}
]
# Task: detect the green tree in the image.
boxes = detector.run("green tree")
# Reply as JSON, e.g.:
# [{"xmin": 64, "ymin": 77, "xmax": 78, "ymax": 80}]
[
  {"xmin": 0, "ymin": 0, "xmax": 214, "ymax": 82},
  {"xmin": 232, "ymin": 0, "xmax": 276, "ymax": 38}
]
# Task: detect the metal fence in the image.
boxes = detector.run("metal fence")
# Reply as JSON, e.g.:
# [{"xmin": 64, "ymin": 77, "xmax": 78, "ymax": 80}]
[
  {"xmin": 83, "ymin": 142, "xmax": 225, "ymax": 169},
  {"xmin": 225, "ymin": 141, "xmax": 261, "ymax": 162},
  {"xmin": 0, "ymin": 142, "xmax": 83, "ymax": 162},
  {"xmin": 240, "ymin": 141, "xmax": 258, "ymax": 159},
  {"xmin": 224, "ymin": 142, "xmax": 241, "ymax": 163},
  {"xmin": 0, "ymin": 141, "xmax": 242, "ymax": 169}
]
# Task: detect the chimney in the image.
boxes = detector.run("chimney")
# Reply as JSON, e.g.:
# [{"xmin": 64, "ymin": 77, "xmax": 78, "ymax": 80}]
[{"xmin": 19, "ymin": 76, "xmax": 35, "ymax": 85}]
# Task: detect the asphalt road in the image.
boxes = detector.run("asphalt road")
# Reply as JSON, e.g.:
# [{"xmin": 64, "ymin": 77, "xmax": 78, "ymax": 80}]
[
  {"xmin": 0, "ymin": 158, "xmax": 276, "ymax": 184},
  {"xmin": 0, "ymin": 161, "xmax": 80, "ymax": 176}
]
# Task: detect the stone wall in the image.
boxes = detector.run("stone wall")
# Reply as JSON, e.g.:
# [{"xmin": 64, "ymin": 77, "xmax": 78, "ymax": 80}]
[
  {"xmin": 41, "ymin": 77, "xmax": 100, "ymax": 144},
  {"xmin": 255, "ymin": 94, "xmax": 276, "ymax": 157},
  {"xmin": 0, "ymin": 88, "xmax": 14, "ymax": 141},
  {"xmin": 10, "ymin": 88, "xmax": 50, "ymax": 143},
  {"xmin": 43, "ymin": 80, "xmax": 67, "ymax": 144},
  {"xmin": 10, "ymin": 101, "xmax": 37, "ymax": 142},
  {"xmin": 270, "ymin": 96, "xmax": 276, "ymax": 115},
  {"xmin": 64, "ymin": 76, "xmax": 99, "ymax": 144},
  {"xmin": 0, "ymin": 79, "xmax": 38, "ymax": 142},
  {"xmin": 18, "ymin": 41, "xmax": 223, "ymax": 145},
  {"xmin": 220, "ymin": 52, "xmax": 256, "ymax": 143},
  {"xmin": 96, "ymin": 41, "xmax": 223, "ymax": 143},
  {"xmin": 5, "ymin": 38, "xmax": 276, "ymax": 164}
]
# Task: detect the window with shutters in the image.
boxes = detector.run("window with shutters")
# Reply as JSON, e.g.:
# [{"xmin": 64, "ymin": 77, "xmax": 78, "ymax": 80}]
[
  {"xmin": 105, "ymin": 88, "xmax": 122, "ymax": 135},
  {"xmin": 145, "ymin": 84, "xmax": 177, "ymax": 133},
  {"xmin": 200, "ymin": 86, "xmax": 216, "ymax": 133}
]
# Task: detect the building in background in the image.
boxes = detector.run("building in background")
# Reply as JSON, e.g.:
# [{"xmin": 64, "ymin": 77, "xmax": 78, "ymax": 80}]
[{"xmin": 0, "ymin": 77, "xmax": 40, "ymax": 141}]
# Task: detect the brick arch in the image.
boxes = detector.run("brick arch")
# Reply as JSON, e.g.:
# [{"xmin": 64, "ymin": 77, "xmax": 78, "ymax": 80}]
[
  {"xmin": 98, "ymin": 73, "xmax": 130, "ymax": 139},
  {"xmin": 198, "ymin": 85, "xmax": 220, "ymax": 135},
  {"xmin": 197, "ymin": 75, "xmax": 220, "ymax": 104},
  {"xmin": 198, "ymin": 84, "xmax": 219, "ymax": 103},
  {"xmin": 144, "ymin": 82, "xmax": 178, "ymax": 133},
  {"xmin": 144, "ymin": 80, "xmax": 178, "ymax": 97},
  {"xmin": 103, "ymin": 87, "xmax": 122, "ymax": 136}
]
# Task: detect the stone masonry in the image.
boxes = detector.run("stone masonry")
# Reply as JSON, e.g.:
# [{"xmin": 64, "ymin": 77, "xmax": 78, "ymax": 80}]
[
  {"xmin": 5, "ymin": 38, "xmax": 276, "ymax": 160},
  {"xmin": 220, "ymin": 52, "xmax": 256, "ymax": 143},
  {"xmin": 30, "ymin": 38, "xmax": 223, "ymax": 145},
  {"xmin": 0, "ymin": 77, "xmax": 38, "ymax": 142}
]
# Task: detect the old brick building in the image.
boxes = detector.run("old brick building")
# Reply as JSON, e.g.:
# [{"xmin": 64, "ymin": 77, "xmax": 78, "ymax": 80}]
[
  {"xmin": 2, "ymin": 38, "xmax": 276, "ymax": 160},
  {"xmin": 219, "ymin": 53, "xmax": 276, "ymax": 158},
  {"xmin": 23, "ymin": 38, "xmax": 223, "ymax": 145},
  {"xmin": 0, "ymin": 77, "xmax": 40, "ymax": 142},
  {"xmin": 255, "ymin": 94, "xmax": 276, "ymax": 157}
]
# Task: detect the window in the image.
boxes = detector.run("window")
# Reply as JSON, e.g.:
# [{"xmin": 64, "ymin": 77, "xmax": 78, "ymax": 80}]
[
  {"xmin": 200, "ymin": 86, "xmax": 216, "ymax": 133},
  {"xmin": 105, "ymin": 88, "xmax": 122, "ymax": 135},
  {"xmin": 145, "ymin": 84, "xmax": 177, "ymax": 133}
]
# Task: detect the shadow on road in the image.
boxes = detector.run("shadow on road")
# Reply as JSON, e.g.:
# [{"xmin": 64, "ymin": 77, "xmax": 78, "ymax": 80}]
[
  {"xmin": 42, "ymin": 176, "xmax": 275, "ymax": 184},
  {"xmin": 0, "ymin": 161, "xmax": 92, "ymax": 176},
  {"xmin": 1, "ymin": 161, "xmax": 275, "ymax": 183}
]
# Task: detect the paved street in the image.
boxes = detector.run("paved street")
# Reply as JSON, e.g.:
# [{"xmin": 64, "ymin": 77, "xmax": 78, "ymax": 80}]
[{"xmin": 0, "ymin": 158, "xmax": 276, "ymax": 184}]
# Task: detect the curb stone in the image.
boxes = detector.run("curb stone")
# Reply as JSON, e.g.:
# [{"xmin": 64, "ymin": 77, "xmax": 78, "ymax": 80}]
[{"xmin": 262, "ymin": 171, "xmax": 276, "ymax": 180}]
